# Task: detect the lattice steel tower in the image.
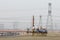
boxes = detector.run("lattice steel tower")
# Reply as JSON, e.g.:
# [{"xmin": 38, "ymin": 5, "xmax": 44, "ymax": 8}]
[{"xmin": 47, "ymin": 3, "xmax": 53, "ymax": 31}]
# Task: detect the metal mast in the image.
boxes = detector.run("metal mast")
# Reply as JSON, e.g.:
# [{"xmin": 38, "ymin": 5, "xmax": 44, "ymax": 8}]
[
  {"xmin": 39, "ymin": 15, "xmax": 42, "ymax": 29},
  {"xmin": 32, "ymin": 15, "xmax": 35, "ymax": 36},
  {"xmin": 47, "ymin": 3, "xmax": 53, "ymax": 31},
  {"xmin": 32, "ymin": 15, "xmax": 34, "ymax": 27}
]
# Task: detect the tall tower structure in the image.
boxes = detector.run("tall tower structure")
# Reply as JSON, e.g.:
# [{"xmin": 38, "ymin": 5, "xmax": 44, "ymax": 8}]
[
  {"xmin": 39, "ymin": 15, "xmax": 42, "ymax": 29},
  {"xmin": 32, "ymin": 15, "xmax": 34, "ymax": 27},
  {"xmin": 47, "ymin": 3, "xmax": 53, "ymax": 31},
  {"xmin": 32, "ymin": 15, "xmax": 35, "ymax": 31}
]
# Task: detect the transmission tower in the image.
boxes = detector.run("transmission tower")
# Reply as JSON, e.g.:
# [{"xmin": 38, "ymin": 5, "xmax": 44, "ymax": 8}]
[{"xmin": 46, "ymin": 3, "xmax": 53, "ymax": 31}]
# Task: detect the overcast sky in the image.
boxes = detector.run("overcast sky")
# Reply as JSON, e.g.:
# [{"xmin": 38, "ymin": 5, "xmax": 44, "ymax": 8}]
[
  {"xmin": 0, "ymin": 0, "xmax": 60, "ymax": 30},
  {"xmin": 0, "ymin": 0, "xmax": 60, "ymax": 17}
]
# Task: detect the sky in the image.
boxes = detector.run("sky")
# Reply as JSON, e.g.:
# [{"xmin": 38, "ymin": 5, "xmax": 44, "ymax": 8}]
[{"xmin": 0, "ymin": 0, "xmax": 60, "ymax": 30}]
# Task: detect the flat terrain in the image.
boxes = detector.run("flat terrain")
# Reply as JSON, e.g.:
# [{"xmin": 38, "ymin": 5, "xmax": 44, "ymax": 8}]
[
  {"xmin": 0, "ymin": 36, "xmax": 60, "ymax": 40},
  {"xmin": 0, "ymin": 32, "xmax": 60, "ymax": 40}
]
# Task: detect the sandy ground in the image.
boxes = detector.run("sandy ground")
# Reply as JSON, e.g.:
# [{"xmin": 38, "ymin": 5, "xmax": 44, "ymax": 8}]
[
  {"xmin": 0, "ymin": 36, "xmax": 60, "ymax": 40},
  {"xmin": 0, "ymin": 32, "xmax": 60, "ymax": 40}
]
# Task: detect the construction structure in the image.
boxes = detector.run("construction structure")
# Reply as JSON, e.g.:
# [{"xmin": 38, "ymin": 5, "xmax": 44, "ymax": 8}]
[
  {"xmin": 0, "ymin": 3, "xmax": 55, "ymax": 36},
  {"xmin": 46, "ymin": 3, "xmax": 53, "ymax": 31},
  {"xmin": 30, "ymin": 15, "xmax": 47, "ymax": 36},
  {"xmin": 39, "ymin": 15, "xmax": 42, "ymax": 29}
]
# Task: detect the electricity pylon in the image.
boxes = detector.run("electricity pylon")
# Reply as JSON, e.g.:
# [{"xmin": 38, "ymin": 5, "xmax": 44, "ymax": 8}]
[{"xmin": 46, "ymin": 3, "xmax": 53, "ymax": 31}]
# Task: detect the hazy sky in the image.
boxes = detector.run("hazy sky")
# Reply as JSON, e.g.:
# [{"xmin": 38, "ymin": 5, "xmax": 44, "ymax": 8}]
[
  {"xmin": 0, "ymin": 0, "xmax": 60, "ymax": 17},
  {"xmin": 0, "ymin": 0, "xmax": 60, "ymax": 30}
]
